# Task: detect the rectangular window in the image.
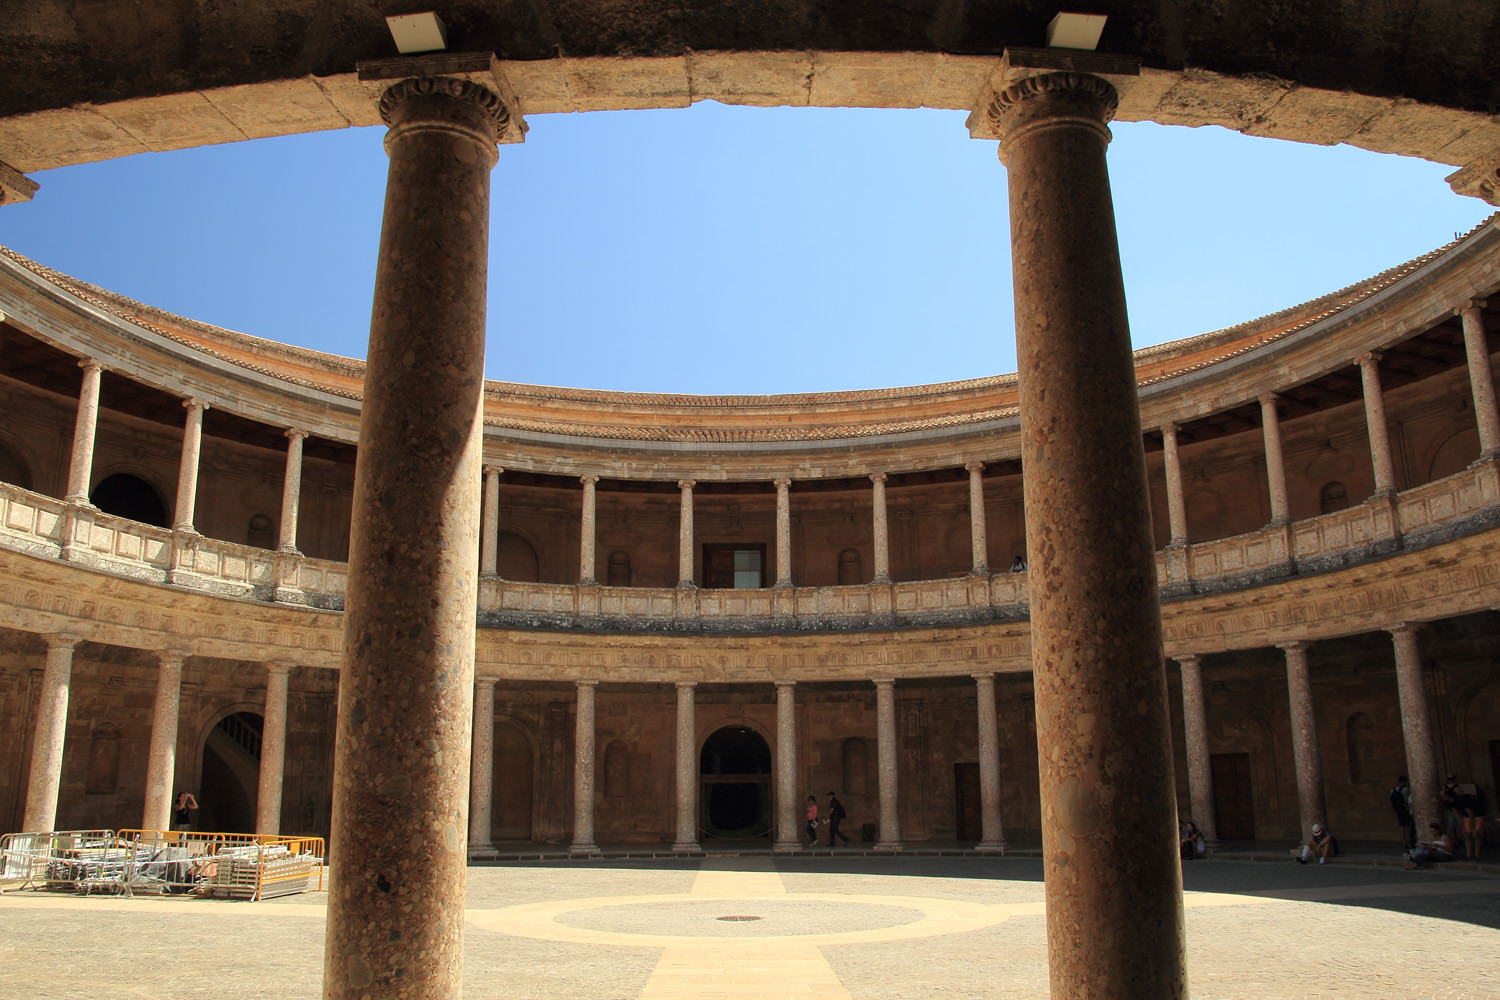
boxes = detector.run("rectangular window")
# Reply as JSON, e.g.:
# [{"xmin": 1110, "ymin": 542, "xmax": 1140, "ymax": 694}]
[{"xmin": 702, "ymin": 543, "xmax": 766, "ymax": 588}]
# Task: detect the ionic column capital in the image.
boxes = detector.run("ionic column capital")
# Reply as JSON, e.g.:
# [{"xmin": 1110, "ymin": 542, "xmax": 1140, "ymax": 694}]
[
  {"xmin": 579, "ymin": 474, "xmax": 599, "ymax": 486},
  {"xmin": 483, "ymin": 464, "xmax": 503, "ymax": 476},
  {"xmin": 182, "ymin": 397, "xmax": 209, "ymax": 413},
  {"xmin": 869, "ymin": 472, "xmax": 888, "ymax": 484},
  {"xmin": 773, "ymin": 477, "xmax": 792, "ymax": 491},
  {"xmin": 1387, "ymin": 621, "xmax": 1424, "ymax": 637},
  {"xmin": 1458, "ymin": 298, "xmax": 1487, "ymax": 315},
  {"xmin": 1258, "ymin": 393, "xmax": 1280, "ymax": 409},
  {"xmin": 284, "ymin": 428, "xmax": 309, "ymax": 443},
  {"xmin": 677, "ymin": 479, "xmax": 696, "ymax": 492},
  {"xmin": 1355, "ymin": 351, "xmax": 1383, "ymax": 368},
  {"xmin": 78, "ymin": 358, "xmax": 104, "ymax": 374},
  {"xmin": 965, "ymin": 461, "xmax": 985, "ymax": 474},
  {"xmin": 1161, "ymin": 422, "xmax": 1180, "ymax": 436}
]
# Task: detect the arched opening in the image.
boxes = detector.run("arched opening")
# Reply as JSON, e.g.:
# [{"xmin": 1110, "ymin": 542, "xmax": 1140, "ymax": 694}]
[
  {"xmin": 606, "ymin": 550, "xmax": 631, "ymax": 587},
  {"xmin": 0, "ymin": 439, "xmax": 33, "ymax": 489},
  {"xmin": 492, "ymin": 720, "xmax": 534, "ymax": 841},
  {"xmin": 247, "ymin": 513, "xmax": 274, "ymax": 548},
  {"xmin": 700, "ymin": 725, "xmax": 771, "ymax": 840},
  {"xmin": 837, "ymin": 548, "xmax": 862, "ymax": 585},
  {"xmin": 90, "ymin": 473, "xmax": 168, "ymax": 528},
  {"xmin": 198, "ymin": 711, "xmax": 263, "ymax": 833},
  {"xmin": 1319, "ymin": 481, "xmax": 1350, "ymax": 515},
  {"xmin": 1428, "ymin": 428, "xmax": 1480, "ymax": 482},
  {"xmin": 497, "ymin": 531, "xmax": 540, "ymax": 582}
]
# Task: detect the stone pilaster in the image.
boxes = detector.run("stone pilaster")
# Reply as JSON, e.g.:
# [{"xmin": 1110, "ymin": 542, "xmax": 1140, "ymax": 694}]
[
  {"xmin": 773, "ymin": 680, "xmax": 799, "ymax": 851},
  {"xmin": 172, "ymin": 398, "xmax": 208, "ymax": 533},
  {"xmin": 966, "ymin": 463, "xmax": 990, "ymax": 576},
  {"xmin": 1281, "ymin": 641, "xmax": 1326, "ymax": 840},
  {"xmin": 1358, "ymin": 352, "xmax": 1397, "ymax": 496},
  {"xmin": 870, "ymin": 473, "xmax": 890, "ymax": 584},
  {"xmin": 480, "ymin": 466, "xmax": 501, "ymax": 577},
  {"xmin": 256, "ymin": 661, "xmax": 292, "ymax": 835},
  {"xmin": 677, "ymin": 480, "xmax": 696, "ymax": 588},
  {"xmin": 973, "ymin": 672, "xmax": 1006, "ymax": 852},
  {"xmin": 970, "ymin": 48, "xmax": 1183, "ymax": 999},
  {"xmin": 325, "ymin": 63, "xmax": 519, "ymax": 1000},
  {"xmin": 469, "ymin": 678, "xmax": 495, "ymax": 852},
  {"xmin": 1389, "ymin": 624, "xmax": 1439, "ymax": 834},
  {"xmin": 1460, "ymin": 301, "xmax": 1500, "ymax": 459},
  {"xmin": 672, "ymin": 680, "xmax": 699, "ymax": 852},
  {"xmin": 22, "ymin": 634, "xmax": 80, "ymax": 833},
  {"xmin": 774, "ymin": 478, "xmax": 793, "ymax": 587},
  {"xmin": 873, "ymin": 677, "xmax": 902, "ymax": 850},
  {"xmin": 1260, "ymin": 395, "xmax": 1290, "ymax": 524},
  {"xmin": 278, "ymin": 430, "xmax": 307, "ymax": 553},
  {"xmin": 143, "ymin": 650, "xmax": 185, "ymax": 831},
  {"xmin": 571, "ymin": 680, "xmax": 599, "ymax": 854},
  {"xmin": 1162, "ymin": 423, "xmax": 1187, "ymax": 545},
  {"xmin": 1176, "ymin": 655, "xmax": 1218, "ymax": 847},
  {"xmin": 579, "ymin": 476, "xmax": 599, "ymax": 586},
  {"xmin": 64, "ymin": 361, "xmax": 103, "ymax": 504}
]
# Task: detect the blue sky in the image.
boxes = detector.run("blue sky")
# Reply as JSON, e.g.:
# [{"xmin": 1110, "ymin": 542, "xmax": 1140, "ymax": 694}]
[{"xmin": 0, "ymin": 102, "xmax": 1489, "ymax": 394}]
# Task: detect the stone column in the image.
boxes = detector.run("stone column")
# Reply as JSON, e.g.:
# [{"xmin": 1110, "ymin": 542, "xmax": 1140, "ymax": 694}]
[
  {"xmin": 325, "ymin": 70, "xmax": 514, "ymax": 1000},
  {"xmin": 1358, "ymin": 352, "xmax": 1397, "ymax": 496},
  {"xmin": 469, "ymin": 678, "xmax": 495, "ymax": 852},
  {"xmin": 256, "ymin": 661, "xmax": 292, "ymax": 835},
  {"xmin": 873, "ymin": 677, "xmax": 902, "ymax": 850},
  {"xmin": 774, "ymin": 478, "xmax": 793, "ymax": 587},
  {"xmin": 973, "ymin": 672, "xmax": 1006, "ymax": 852},
  {"xmin": 870, "ymin": 473, "xmax": 891, "ymax": 583},
  {"xmin": 21, "ymin": 634, "xmax": 80, "ymax": 832},
  {"xmin": 1260, "ymin": 395, "xmax": 1290, "ymax": 524},
  {"xmin": 971, "ymin": 51, "xmax": 1183, "ymax": 998},
  {"xmin": 966, "ymin": 463, "xmax": 990, "ymax": 575},
  {"xmin": 571, "ymin": 680, "xmax": 599, "ymax": 853},
  {"xmin": 579, "ymin": 475, "xmax": 599, "ymax": 585},
  {"xmin": 172, "ymin": 398, "xmax": 208, "ymax": 533},
  {"xmin": 278, "ymin": 431, "xmax": 307, "ymax": 553},
  {"xmin": 672, "ymin": 681, "xmax": 698, "ymax": 852},
  {"xmin": 1280, "ymin": 641, "xmax": 1326, "ymax": 839},
  {"xmin": 676, "ymin": 480, "xmax": 696, "ymax": 588},
  {"xmin": 1460, "ymin": 301, "xmax": 1500, "ymax": 459},
  {"xmin": 773, "ymin": 680, "xmax": 799, "ymax": 851},
  {"xmin": 63, "ymin": 361, "xmax": 103, "ymax": 504},
  {"xmin": 1162, "ymin": 423, "xmax": 1187, "ymax": 545},
  {"xmin": 1176, "ymin": 655, "xmax": 1218, "ymax": 847},
  {"xmin": 143, "ymin": 650, "xmax": 185, "ymax": 831},
  {"xmin": 480, "ymin": 466, "xmax": 501, "ymax": 577},
  {"xmin": 1389, "ymin": 624, "xmax": 1439, "ymax": 834}
]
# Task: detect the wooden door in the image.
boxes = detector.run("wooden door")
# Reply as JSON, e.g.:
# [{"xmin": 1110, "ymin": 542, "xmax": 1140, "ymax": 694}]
[
  {"xmin": 1210, "ymin": 752, "xmax": 1255, "ymax": 841},
  {"xmin": 493, "ymin": 722, "xmax": 534, "ymax": 841},
  {"xmin": 954, "ymin": 762, "xmax": 982, "ymax": 842}
]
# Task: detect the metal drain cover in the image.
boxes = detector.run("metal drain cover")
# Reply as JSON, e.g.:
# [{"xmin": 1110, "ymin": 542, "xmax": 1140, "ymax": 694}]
[{"xmin": 716, "ymin": 915, "xmax": 763, "ymax": 922}]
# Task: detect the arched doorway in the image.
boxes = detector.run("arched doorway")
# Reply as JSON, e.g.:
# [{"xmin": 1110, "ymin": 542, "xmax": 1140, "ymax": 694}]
[
  {"xmin": 198, "ymin": 711, "xmax": 262, "ymax": 833},
  {"xmin": 90, "ymin": 473, "xmax": 168, "ymax": 527},
  {"xmin": 700, "ymin": 725, "xmax": 771, "ymax": 841}
]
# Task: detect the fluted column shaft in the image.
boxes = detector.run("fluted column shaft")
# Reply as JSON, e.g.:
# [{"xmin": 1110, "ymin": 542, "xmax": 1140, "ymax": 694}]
[
  {"xmin": 673, "ymin": 681, "xmax": 698, "ymax": 851},
  {"xmin": 572, "ymin": 680, "xmax": 599, "ymax": 852},
  {"xmin": 579, "ymin": 476, "xmax": 599, "ymax": 585},
  {"xmin": 1162, "ymin": 423, "xmax": 1187, "ymax": 544},
  {"xmin": 1389, "ymin": 625, "xmax": 1439, "ymax": 834},
  {"xmin": 1281, "ymin": 641, "xmax": 1326, "ymax": 840},
  {"xmin": 172, "ymin": 399, "xmax": 208, "ymax": 532},
  {"xmin": 873, "ymin": 678, "xmax": 901, "ymax": 850},
  {"xmin": 256, "ymin": 661, "xmax": 292, "ymax": 835},
  {"xmin": 991, "ymin": 64, "xmax": 1183, "ymax": 999},
  {"xmin": 870, "ymin": 473, "xmax": 890, "ymax": 583},
  {"xmin": 324, "ymin": 75, "xmax": 505, "ymax": 1000},
  {"xmin": 64, "ymin": 361, "xmax": 103, "ymax": 503},
  {"xmin": 967, "ymin": 463, "xmax": 990, "ymax": 575},
  {"xmin": 469, "ymin": 679, "xmax": 495, "ymax": 850},
  {"xmin": 1176, "ymin": 655, "xmax": 1218, "ymax": 847},
  {"xmin": 973, "ymin": 673, "xmax": 1006, "ymax": 851},
  {"xmin": 1359, "ymin": 353, "xmax": 1397, "ymax": 495},
  {"xmin": 772, "ymin": 681, "xmax": 799, "ymax": 850},
  {"xmin": 774, "ymin": 478, "xmax": 793, "ymax": 587},
  {"xmin": 677, "ymin": 480, "xmax": 696, "ymax": 588},
  {"xmin": 1260, "ymin": 396, "xmax": 1290, "ymax": 524},
  {"xmin": 279, "ymin": 431, "xmax": 307, "ymax": 552},
  {"xmin": 480, "ymin": 467, "xmax": 501, "ymax": 577},
  {"xmin": 22, "ymin": 634, "xmax": 80, "ymax": 832},
  {"xmin": 143, "ymin": 651, "xmax": 185, "ymax": 831},
  {"xmin": 1460, "ymin": 302, "xmax": 1500, "ymax": 458}
]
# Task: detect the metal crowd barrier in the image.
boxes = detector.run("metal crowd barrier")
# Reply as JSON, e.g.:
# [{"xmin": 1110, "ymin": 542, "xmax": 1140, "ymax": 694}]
[{"xmin": 1, "ymin": 829, "xmax": 324, "ymax": 899}]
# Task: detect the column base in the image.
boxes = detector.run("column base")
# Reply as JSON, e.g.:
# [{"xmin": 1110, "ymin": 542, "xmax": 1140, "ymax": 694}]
[
  {"xmin": 569, "ymin": 842, "xmax": 600, "ymax": 856},
  {"xmin": 975, "ymin": 840, "xmax": 1008, "ymax": 854},
  {"xmin": 873, "ymin": 841, "xmax": 903, "ymax": 853},
  {"xmin": 772, "ymin": 840, "xmax": 803, "ymax": 854},
  {"xmin": 671, "ymin": 841, "xmax": 702, "ymax": 854},
  {"xmin": 272, "ymin": 586, "xmax": 307, "ymax": 604}
]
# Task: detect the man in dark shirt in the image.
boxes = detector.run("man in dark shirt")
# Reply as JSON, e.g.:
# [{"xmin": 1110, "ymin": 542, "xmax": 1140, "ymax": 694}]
[
  {"xmin": 826, "ymin": 791, "xmax": 850, "ymax": 847},
  {"xmin": 1390, "ymin": 775, "xmax": 1415, "ymax": 850}
]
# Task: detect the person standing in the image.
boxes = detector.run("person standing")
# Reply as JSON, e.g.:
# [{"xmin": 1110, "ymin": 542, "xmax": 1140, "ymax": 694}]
[
  {"xmin": 172, "ymin": 791, "xmax": 198, "ymax": 833},
  {"xmin": 826, "ymin": 791, "xmax": 850, "ymax": 847},
  {"xmin": 1390, "ymin": 775, "xmax": 1415, "ymax": 851}
]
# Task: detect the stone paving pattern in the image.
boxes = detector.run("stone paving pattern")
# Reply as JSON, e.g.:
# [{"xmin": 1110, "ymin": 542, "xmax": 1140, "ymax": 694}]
[{"xmin": 0, "ymin": 856, "xmax": 1496, "ymax": 999}]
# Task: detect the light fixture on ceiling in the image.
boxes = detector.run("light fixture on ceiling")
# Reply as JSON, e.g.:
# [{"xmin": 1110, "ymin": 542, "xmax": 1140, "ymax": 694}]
[
  {"xmin": 1046, "ymin": 12, "xmax": 1107, "ymax": 51},
  {"xmin": 385, "ymin": 12, "xmax": 449, "ymax": 54}
]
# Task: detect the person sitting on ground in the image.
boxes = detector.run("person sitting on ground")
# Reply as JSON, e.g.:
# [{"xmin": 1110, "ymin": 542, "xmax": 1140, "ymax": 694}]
[
  {"xmin": 1008, "ymin": 555, "xmax": 1027, "ymax": 573},
  {"xmin": 1296, "ymin": 823, "xmax": 1337, "ymax": 864},
  {"xmin": 1406, "ymin": 823, "xmax": 1456, "ymax": 869},
  {"xmin": 1179, "ymin": 819, "xmax": 1206, "ymax": 860}
]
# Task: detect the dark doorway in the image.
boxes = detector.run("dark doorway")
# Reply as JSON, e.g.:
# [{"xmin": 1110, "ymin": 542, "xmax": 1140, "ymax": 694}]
[
  {"xmin": 954, "ymin": 762, "xmax": 982, "ymax": 842},
  {"xmin": 199, "ymin": 712, "xmax": 263, "ymax": 833},
  {"xmin": 700, "ymin": 726, "xmax": 771, "ymax": 839},
  {"xmin": 492, "ymin": 721, "xmax": 534, "ymax": 841},
  {"xmin": 90, "ymin": 473, "xmax": 168, "ymax": 527},
  {"xmin": 1210, "ymin": 752, "xmax": 1256, "ymax": 841}
]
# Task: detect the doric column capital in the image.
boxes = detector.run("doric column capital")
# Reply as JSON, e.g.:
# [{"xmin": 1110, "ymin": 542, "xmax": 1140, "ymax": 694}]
[
  {"xmin": 474, "ymin": 675, "xmax": 497, "ymax": 691},
  {"xmin": 284, "ymin": 428, "xmax": 309, "ymax": 443},
  {"xmin": 869, "ymin": 472, "xmax": 888, "ymax": 485},
  {"xmin": 575, "ymin": 678, "xmax": 598, "ymax": 691},
  {"xmin": 971, "ymin": 671, "xmax": 996, "ymax": 684},
  {"xmin": 44, "ymin": 632, "xmax": 82, "ymax": 651},
  {"xmin": 266, "ymin": 660, "xmax": 295, "ymax": 676},
  {"xmin": 773, "ymin": 477, "xmax": 792, "ymax": 491},
  {"xmin": 872, "ymin": 676, "xmax": 896, "ymax": 689},
  {"xmin": 1174, "ymin": 653, "xmax": 1201, "ymax": 668},
  {"xmin": 965, "ymin": 461, "xmax": 985, "ymax": 474},
  {"xmin": 1276, "ymin": 640, "xmax": 1309, "ymax": 654},
  {"xmin": 774, "ymin": 679, "xmax": 796, "ymax": 691},
  {"xmin": 360, "ymin": 51, "xmax": 527, "ymax": 145},
  {"xmin": 1387, "ymin": 621, "xmax": 1424, "ymax": 637},
  {"xmin": 966, "ymin": 49, "xmax": 1139, "ymax": 150},
  {"xmin": 182, "ymin": 397, "xmax": 209, "ymax": 413},
  {"xmin": 1459, "ymin": 298, "xmax": 1488, "ymax": 315},
  {"xmin": 579, "ymin": 474, "xmax": 599, "ymax": 486},
  {"xmin": 677, "ymin": 479, "xmax": 696, "ymax": 492},
  {"xmin": 675, "ymin": 679, "xmax": 697, "ymax": 692},
  {"xmin": 157, "ymin": 648, "xmax": 189, "ymax": 667}
]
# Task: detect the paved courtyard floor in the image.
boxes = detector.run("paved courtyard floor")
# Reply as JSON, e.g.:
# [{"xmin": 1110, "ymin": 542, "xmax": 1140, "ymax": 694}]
[{"xmin": 1, "ymin": 855, "xmax": 1497, "ymax": 999}]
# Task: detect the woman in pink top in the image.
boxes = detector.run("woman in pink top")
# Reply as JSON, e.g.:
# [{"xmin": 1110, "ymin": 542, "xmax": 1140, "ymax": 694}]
[{"xmin": 806, "ymin": 796, "xmax": 819, "ymax": 847}]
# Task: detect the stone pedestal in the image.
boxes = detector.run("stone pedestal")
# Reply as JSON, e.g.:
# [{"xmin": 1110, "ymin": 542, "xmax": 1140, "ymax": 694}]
[
  {"xmin": 324, "ymin": 68, "xmax": 513, "ymax": 1000},
  {"xmin": 971, "ymin": 49, "xmax": 1184, "ymax": 999},
  {"xmin": 22, "ymin": 634, "xmax": 79, "ymax": 833},
  {"xmin": 672, "ymin": 681, "xmax": 699, "ymax": 852},
  {"xmin": 571, "ymin": 680, "xmax": 599, "ymax": 854},
  {"xmin": 278, "ymin": 431, "xmax": 307, "ymax": 554},
  {"xmin": 470, "ymin": 679, "xmax": 495, "ymax": 852},
  {"xmin": 256, "ymin": 661, "xmax": 292, "ymax": 835},
  {"xmin": 873, "ymin": 678, "xmax": 902, "ymax": 851},
  {"xmin": 143, "ymin": 651, "xmax": 185, "ymax": 831},
  {"xmin": 973, "ymin": 673, "xmax": 1006, "ymax": 852},
  {"xmin": 773, "ymin": 681, "xmax": 799, "ymax": 851},
  {"xmin": 64, "ymin": 361, "xmax": 102, "ymax": 504},
  {"xmin": 1176, "ymin": 655, "xmax": 1218, "ymax": 847},
  {"xmin": 1281, "ymin": 641, "xmax": 1326, "ymax": 839},
  {"xmin": 1389, "ymin": 625, "xmax": 1439, "ymax": 833}
]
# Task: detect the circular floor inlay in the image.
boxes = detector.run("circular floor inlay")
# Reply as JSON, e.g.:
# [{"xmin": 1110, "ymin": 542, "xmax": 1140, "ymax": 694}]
[
  {"xmin": 717, "ymin": 915, "xmax": 762, "ymax": 921},
  {"xmin": 557, "ymin": 899, "xmax": 924, "ymax": 937}
]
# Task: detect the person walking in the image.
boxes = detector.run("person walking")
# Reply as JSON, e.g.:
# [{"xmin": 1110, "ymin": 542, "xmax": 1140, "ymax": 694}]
[
  {"xmin": 1390, "ymin": 775, "xmax": 1415, "ymax": 851},
  {"xmin": 826, "ymin": 791, "xmax": 850, "ymax": 847},
  {"xmin": 805, "ymin": 795, "xmax": 819, "ymax": 848}
]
